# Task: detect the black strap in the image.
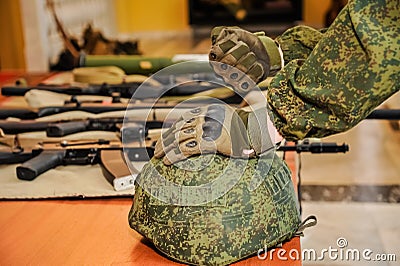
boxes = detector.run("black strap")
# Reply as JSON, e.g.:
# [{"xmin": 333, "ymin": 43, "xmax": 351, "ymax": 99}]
[{"xmin": 295, "ymin": 215, "xmax": 318, "ymax": 237}]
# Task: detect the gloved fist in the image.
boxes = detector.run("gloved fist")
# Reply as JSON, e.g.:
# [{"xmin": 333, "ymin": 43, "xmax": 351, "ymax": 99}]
[
  {"xmin": 154, "ymin": 104, "xmax": 275, "ymax": 165},
  {"xmin": 209, "ymin": 26, "xmax": 283, "ymax": 94}
]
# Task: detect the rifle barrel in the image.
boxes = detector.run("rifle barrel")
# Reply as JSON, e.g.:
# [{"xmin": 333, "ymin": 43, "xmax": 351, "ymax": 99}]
[
  {"xmin": 367, "ymin": 109, "xmax": 400, "ymax": 120},
  {"xmin": 277, "ymin": 143, "xmax": 349, "ymax": 153}
]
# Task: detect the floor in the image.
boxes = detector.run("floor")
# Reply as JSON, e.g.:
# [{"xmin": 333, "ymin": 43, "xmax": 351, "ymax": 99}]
[
  {"xmin": 301, "ymin": 202, "xmax": 399, "ymax": 266},
  {"xmin": 299, "ymin": 119, "xmax": 400, "ymax": 266},
  {"xmin": 136, "ymin": 30, "xmax": 400, "ymax": 265}
]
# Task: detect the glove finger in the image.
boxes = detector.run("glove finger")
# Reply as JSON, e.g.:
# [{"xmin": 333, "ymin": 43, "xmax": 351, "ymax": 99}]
[
  {"xmin": 154, "ymin": 122, "xmax": 185, "ymax": 158},
  {"xmin": 158, "ymin": 132, "xmax": 193, "ymax": 162},
  {"xmin": 211, "ymin": 26, "xmax": 242, "ymax": 45},
  {"xmin": 209, "ymin": 39, "xmax": 248, "ymax": 64},
  {"xmin": 210, "ymin": 38, "xmax": 261, "ymax": 92},
  {"xmin": 227, "ymin": 28, "xmax": 264, "ymax": 54},
  {"xmin": 158, "ymin": 117, "xmax": 202, "ymax": 159},
  {"xmin": 154, "ymin": 121, "xmax": 180, "ymax": 158},
  {"xmin": 225, "ymin": 41, "xmax": 251, "ymax": 64},
  {"xmin": 177, "ymin": 126, "xmax": 198, "ymax": 143},
  {"xmin": 211, "ymin": 26, "xmax": 227, "ymax": 45},
  {"xmin": 162, "ymin": 117, "xmax": 219, "ymax": 165},
  {"xmin": 209, "ymin": 28, "xmax": 241, "ymax": 62},
  {"xmin": 160, "ymin": 123, "xmax": 177, "ymax": 139},
  {"xmin": 154, "ymin": 138, "xmax": 166, "ymax": 158},
  {"xmin": 209, "ymin": 43, "xmax": 228, "ymax": 63},
  {"xmin": 154, "ymin": 108, "xmax": 206, "ymax": 160},
  {"xmin": 223, "ymin": 28, "xmax": 270, "ymax": 81},
  {"xmin": 154, "ymin": 129, "xmax": 179, "ymax": 158},
  {"xmin": 246, "ymin": 63, "xmax": 265, "ymax": 84},
  {"xmin": 160, "ymin": 110, "xmax": 199, "ymax": 142},
  {"xmin": 219, "ymin": 45, "xmax": 265, "ymax": 89},
  {"xmin": 163, "ymin": 138, "xmax": 201, "ymax": 165},
  {"xmin": 162, "ymin": 145, "xmax": 187, "ymax": 165},
  {"xmin": 178, "ymin": 115, "xmax": 202, "ymax": 132},
  {"xmin": 210, "ymin": 60, "xmax": 251, "ymax": 94},
  {"xmin": 181, "ymin": 106, "xmax": 206, "ymax": 120},
  {"xmin": 235, "ymin": 52, "xmax": 257, "ymax": 73}
]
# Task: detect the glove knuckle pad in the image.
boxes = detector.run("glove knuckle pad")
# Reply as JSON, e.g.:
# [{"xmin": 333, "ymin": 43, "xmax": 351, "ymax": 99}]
[
  {"xmin": 219, "ymin": 40, "xmax": 237, "ymax": 53},
  {"xmin": 229, "ymin": 42, "xmax": 250, "ymax": 60}
]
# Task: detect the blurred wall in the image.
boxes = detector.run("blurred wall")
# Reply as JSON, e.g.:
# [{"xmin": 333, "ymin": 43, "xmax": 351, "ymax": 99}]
[
  {"xmin": 1, "ymin": 0, "xmax": 332, "ymax": 71},
  {"xmin": 0, "ymin": 0, "xmax": 25, "ymax": 70},
  {"xmin": 303, "ymin": 0, "xmax": 331, "ymax": 28},
  {"xmin": 115, "ymin": 0, "xmax": 189, "ymax": 33},
  {"xmin": 114, "ymin": 0, "xmax": 331, "ymax": 34}
]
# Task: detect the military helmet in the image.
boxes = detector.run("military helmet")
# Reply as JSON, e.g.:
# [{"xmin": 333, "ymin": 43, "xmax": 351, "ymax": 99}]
[{"xmin": 128, "ymin": 153, "xmax": 301, "ymax": 265}]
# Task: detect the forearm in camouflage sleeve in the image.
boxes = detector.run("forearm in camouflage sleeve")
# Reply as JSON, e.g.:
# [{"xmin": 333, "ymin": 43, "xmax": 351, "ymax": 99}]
[
  {"xmin": 267, "ymin": 0, "xmax": 400, "ymax": 140},
  {"xmin": 275, "ymin": 25, "xmax": 324, "ymax": 63}
]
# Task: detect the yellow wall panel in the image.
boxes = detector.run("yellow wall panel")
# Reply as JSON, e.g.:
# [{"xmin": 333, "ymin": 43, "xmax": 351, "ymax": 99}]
[
  {"xmin": 0, "ymin": 0, "xmax": 25, "ymax": 70},
  {"xmin": 115, "ymin": 0, "xmax": 333, "ymax": 33},
  {"xmin": 115, "ymin": 0, "xmax": 189, "ymax": 33}
]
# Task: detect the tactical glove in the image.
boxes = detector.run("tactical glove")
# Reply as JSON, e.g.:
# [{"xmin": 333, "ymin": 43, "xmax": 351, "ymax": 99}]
[
  {"xmin": 209, "ymin": 26, "xmax": 283, "ymax": 94},
  {"xmin": 154, "ymin": 104, "xmax": 274, "ymax": 165}
]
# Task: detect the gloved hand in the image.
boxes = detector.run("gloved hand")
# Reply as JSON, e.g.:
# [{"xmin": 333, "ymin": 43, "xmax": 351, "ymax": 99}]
[
  {"xmin": 209, "ymin": 26, "xmax": 283, "ymax": 94},
  {"xmin": 154, "ymin": 104, "xmax": 274, "ymax": 165}
]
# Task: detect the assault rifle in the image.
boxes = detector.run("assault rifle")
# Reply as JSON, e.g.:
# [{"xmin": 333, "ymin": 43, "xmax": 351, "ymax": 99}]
[
  {"xmin": 1, "ymin": 73, "xmax": 225, "ymax": 99},
  {"xmin": 0, "ymin": 139, "xmax": 154, "ymax": 191},
  {"xmin": 278, "ymin": 141, "xmax": 349, "ymax": 153},
  {"xmin": 0, "ymin": 102, "xmax": 202, "ymax": 120},
  {"xmin": 0, "ymin": 123, "xmax": 158, "ymax": 191},
  {"xmin": 0, "ymin": 131, "xmax": 349, "ymax": 190},
  {"xmin": 1, "ymin": 105, "xmax": 398, "ymax": 121},
  {"xmin": 0, "ymin": 118, "xmax": 165, "ymax": 137}
]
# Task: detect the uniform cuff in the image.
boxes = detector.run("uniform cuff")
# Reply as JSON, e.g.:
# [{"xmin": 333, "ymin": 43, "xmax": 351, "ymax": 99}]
[{"xmin": 258, "ymin": 35, "xmax": 284, "ymax": 76}]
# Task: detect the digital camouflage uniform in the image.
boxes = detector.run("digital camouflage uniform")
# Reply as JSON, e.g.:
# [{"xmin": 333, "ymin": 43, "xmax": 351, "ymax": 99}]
[
  {"xmin": 269, "ymin": 0, "xmax": 399, "ymax": 140},
  {"xmin": 128, "ymin": 0, "xmax": 399, "ymax": 265}
]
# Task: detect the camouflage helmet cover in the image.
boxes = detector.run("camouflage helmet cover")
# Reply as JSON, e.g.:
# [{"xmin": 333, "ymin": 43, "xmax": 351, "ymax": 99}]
[{"xmin": 128, "ymin": 153, "xmax": 301, "ymax": 265}]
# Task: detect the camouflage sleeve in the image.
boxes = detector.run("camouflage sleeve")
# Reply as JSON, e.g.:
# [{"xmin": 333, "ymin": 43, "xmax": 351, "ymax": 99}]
[
  {"xmin": 267, "ymin": 0, "xmax": 400, "ymax": 140},
  {"xmin": 275, "ymin": 25, "xmax": 324, "ymax": 63}
]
